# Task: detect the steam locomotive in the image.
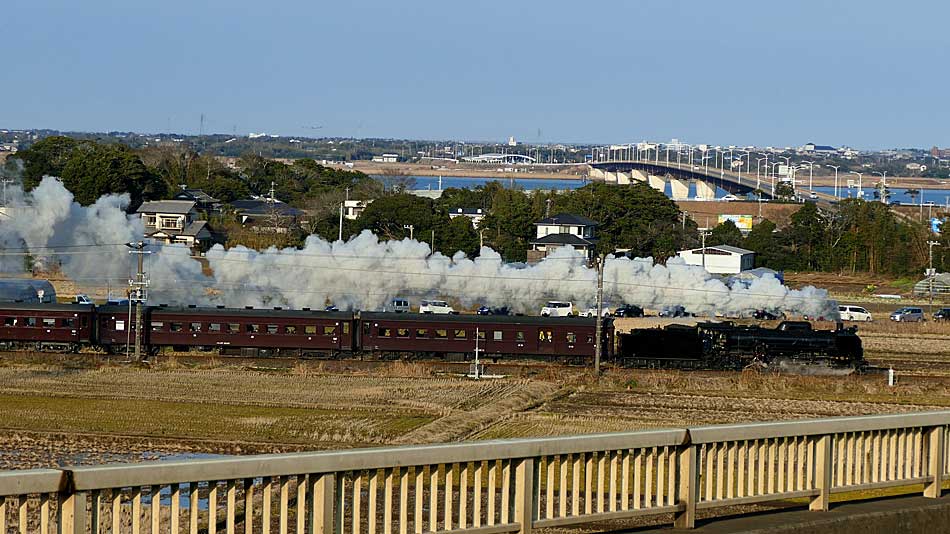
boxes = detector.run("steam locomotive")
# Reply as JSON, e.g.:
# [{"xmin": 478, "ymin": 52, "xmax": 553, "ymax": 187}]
[
  {"xmin": 0, "ymin": 302, "xmax": 866, "ymax": 371},
  {"xmin": 616, "ymin": 320, "xmax": 865, "ymax": 371}
]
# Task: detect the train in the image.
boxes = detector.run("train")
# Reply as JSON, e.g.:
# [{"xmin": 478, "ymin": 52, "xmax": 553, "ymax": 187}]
[{"xmin": 0, "ymin": 302, "xmax": 866, "ymax": 371}]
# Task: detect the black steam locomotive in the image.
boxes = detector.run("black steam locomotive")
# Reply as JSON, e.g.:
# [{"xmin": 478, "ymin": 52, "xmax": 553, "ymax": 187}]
[{"xmin": 617, "ymin": 320, "xmax": 866, "ymax": 371}]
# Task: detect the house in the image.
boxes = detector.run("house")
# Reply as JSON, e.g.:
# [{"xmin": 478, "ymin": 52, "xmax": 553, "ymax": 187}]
[
  {"xmin": 801, "ymin": 143, "xmax": 838, "ymax": 155},
  {"xmin": 676, "ymin": 244, "xmax": 755, "ymax": 275},
  {"xmin": 343, "ymin": 199, "xmax": 373, "ymax": 220},
  {"xmin": 136, "ymin": 200, "xmax": 212, "ymax": 249},
  {"xmin": 172, "ymin": 188, "xmax": 222, "ymax": 213},
  {"xmin": 231, "ymin": 199, "xmax": 304, "ymax": 233},
  {"xmin": 528, "ymin": 213, "xmax": 598, "ymax": 262},
  {"xmin": 448, "ymin": 207, "xmax": 486, "ymax": 227}
]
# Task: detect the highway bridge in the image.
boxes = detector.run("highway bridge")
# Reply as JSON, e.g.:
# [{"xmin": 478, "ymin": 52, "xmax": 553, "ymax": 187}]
[
  {"xmin": 588, "ymin": 159, "xmax": 840, "ymax": 206},
  {"xmin": 5, "ymin": 410, "xmax": 950, "ymax": 533}
]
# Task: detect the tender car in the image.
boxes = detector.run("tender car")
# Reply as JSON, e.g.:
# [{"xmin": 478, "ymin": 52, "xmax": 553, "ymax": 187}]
[
  {"xmin": 890, "ymin": 307, "xmax": 925, "ymax": 322},
  {"xmin": 838, "ymin": 305, "xmax": 873, "ymax": 322},
  {"xmin": 540, "ymin": 301, "xmax": 574, "ymax": 317},
  {"xmin": 419, "ymin": 300, "xmax": 457, "ymax": 314},
  {"xmin": 933, "ymin": 308, "xmax": 950, "ymax": 322},
  {"xmin": 613, "ymin": 304, "xmax": 644, "ymax": 318}
]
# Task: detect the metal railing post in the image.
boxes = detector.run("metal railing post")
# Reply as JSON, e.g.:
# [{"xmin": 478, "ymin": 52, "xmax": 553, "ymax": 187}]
[
  {"xmin": 925, "ymin": 427, "xmax": 946, "ymax": 498},
  {"xmin": 57, "ymin": 490, "xmax": 86, "ymax": 534},
  {"xmin": 514, "ymin": 457, "xmax": 535, "ymax": 534},
  {"xmin": 311, "ymin": 473, "xmax": 337, "ymax": 534},
  {"xmin": 674, "ymin": 444, "xmax": 698, "ymax": 529},
  {"xmin": 810, "ymin": 435, "xmax": 832, "ymax": 511}
]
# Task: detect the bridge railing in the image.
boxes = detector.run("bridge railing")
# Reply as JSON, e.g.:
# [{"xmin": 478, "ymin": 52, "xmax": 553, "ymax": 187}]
[{"xmin": 2, "ymin": 411, "xmax": 949, "ymax": 533}]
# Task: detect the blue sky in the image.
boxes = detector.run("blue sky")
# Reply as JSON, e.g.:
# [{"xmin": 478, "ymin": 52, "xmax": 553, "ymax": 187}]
[{"xmin": 3, "ymin": 0, "xmax": 948, "ymax": 148}]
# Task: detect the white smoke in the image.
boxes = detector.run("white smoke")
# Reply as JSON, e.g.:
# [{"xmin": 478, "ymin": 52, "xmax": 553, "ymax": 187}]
[{"xmin": 0, "ymin": 177, "xmax": 836, "ymax": 318}]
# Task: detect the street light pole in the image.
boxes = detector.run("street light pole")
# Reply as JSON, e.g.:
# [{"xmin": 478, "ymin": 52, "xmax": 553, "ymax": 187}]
[
  {"xmin": 828, "ymin": 165, "xmax": 840, "ymax": 199},
  {"xmin": 927, "ymin": 240, "xmax": 941, "ymax": 311},
  {"xmin": 874, "ymin": 171, "xmax": 888, "ymax": 204},
  {"xmin": 849, "ymin": 171, "xmax": 864, "ymax": 199}
]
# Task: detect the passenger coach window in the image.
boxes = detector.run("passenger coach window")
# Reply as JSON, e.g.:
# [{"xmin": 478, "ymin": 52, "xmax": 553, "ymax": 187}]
[
  {"xmin": 26, "ymin": 318, "xmax": 37, "ymax": 327},
  {"xmin": 64, "ymin": 318, "xmax": 76, "ymax": 328},
  {"xmin": 435, "ymin": 329, "xmax": 448, "ymax": 339},
  {"xmin": 342, "ymin": 323, "xmax": 350, "ymax": 334},
  {"xmin": 150, "ymin": 322, "xmax": 164, "ymax": 331},
  {"xmin": 381, "ymin": 328, "xmax": 392, "ymax": 337},
  {"xmin": 477, "ymin": 330, "xmax": 486, "ymax": 340},
  {"xmin": 323, "ymin": 326, "xmax": 336, "ymax": 336},
  {"xmin": 397, "ymin": 328, "xmax": 410, "ymax": 338},
  {"xmin": 190, "ymin": 323, "xmax": 202, "ymax": 332},
  {"xmin": 308, "ymin": 325, "xmax": 319, "ymax": 335},
  {"xmin": 566, "ymin": 332, "xmax": 577, "ymax": 343},
  {"xmin": 247, "ymin": 324, "xmax": 260, "ymax": 333},
  {"xmin": 171, "ymin": 323, "xmax": 183, "ymax": 332},
  {"xmin": 454, "ymin": 329, "xmax": 466, "ymax": 339},
  {"xmin": 4, "ymin": 318, "xmax": 16, "ymax": 326},
  {"xmin": 540, "ymin": 330, "xmax": 552, "ymax": 343},
  {"xmin": 209, "ymin": 323, "xmax": 222, "ymax": 332},
  {"xmin": 416, "ymin": 329, "xmax": 428, "ymax": 338},
  {"xmin": 493, "ymin": 331, "xmax": 503, "ymax": 341},
  {"xmin": 43, "ymin": 318, "xmax": 56, "ymax": 327},
  {"xmin": 285, "ymin": 325, "xmax": 297, "ymax": 334},
  {"xmin": 228, "ymin": 323, "xmax": 240, "ymax": 333},
  {"xmin": 515, "ymin": 331, "xmax": 525, "ymax": 342},
  {"xmin": 267, "ymin": 325, "xmax": 278, "ymax": 334}
]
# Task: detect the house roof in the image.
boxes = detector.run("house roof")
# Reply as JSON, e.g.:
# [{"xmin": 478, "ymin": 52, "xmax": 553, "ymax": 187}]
[
  {"xmin": 180, "ymin": 221, "xmax": 210, "ymax": 238},
  {"xmin": 683, "ymin": 244, "xmax": 754, "ymax": 255},
  {"xmin": 530, "ymin": 233, "xmax": 597, "ymax": 247},
  {"xmin": 174, "ymin": 189, "xmax": 220, "ymax": 204},
  {"xmin": 231, "ymin": 199, "xmax": 304, "ymax": 217},
  {"xmin": 136, "ymin": 200, "xmax": 196, "ymax": 215},
  {"xmin": 535, "ymin": 213, "xmax": 598, "ymax": 226}
]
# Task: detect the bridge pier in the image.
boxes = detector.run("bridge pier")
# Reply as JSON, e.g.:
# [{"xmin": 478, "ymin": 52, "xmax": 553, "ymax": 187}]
[
  {"xmin": 670, "ymin": 178, "xmax": 690, "ymax": 200},
  {"xmin": 648, "ymin": 174, "xmax": 667, "ymax": 192},
  {"xmin": 630, "ymin": 169, "xmax": 648, "ymax": 182},
  {"xmin": 588, "ymin": 167, "xmax": 606, "ymax": 181},
  {"xmin": 695, "ymin": 180, "xmax": 716, "ymax": 200},
  {"xmin": 605, "ymin": 171, "xmax": 618, "ymax": 183},
  {"xmin": 616, "ymin": 171, "xmax": 631, "ymax": 185}
]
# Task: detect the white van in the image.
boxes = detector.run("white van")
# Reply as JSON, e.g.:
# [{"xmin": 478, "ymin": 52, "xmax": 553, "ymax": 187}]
[
  {"xmin": 541, "ymin": 301, "xmax": 574, "ymax": 317},
  {"xmin": 839, "ymin": 305, "xmax": 873, "ymax": 322},
  {"xmin": 391, "ymin": 298, "xmax": 411, "ymax": 313},
  {"xmin": 420, "ymin": 300, "xmax": 456, "ymax": 314}
]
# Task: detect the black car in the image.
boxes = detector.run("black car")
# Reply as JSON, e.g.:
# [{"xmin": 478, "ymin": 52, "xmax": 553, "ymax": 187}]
[
  {"xmin": 476, "ymin": 306, "xmax": 512, "ymax": 316},
  {"xmin": 614, "ymin": 304, "xmax": 644, "ymax": 318},
  {"xmin": 752, "ymin": 309, "xmax": 783, "ymax": 320},
  {"xmin": 934, "ymin": 308, "xmax": 950, "ymax": 321}
]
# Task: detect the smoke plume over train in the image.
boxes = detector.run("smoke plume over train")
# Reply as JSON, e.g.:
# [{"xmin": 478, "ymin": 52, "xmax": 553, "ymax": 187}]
[{"xmin": 0, "ymin": 177, "xmax": 836, "ymax": 317}]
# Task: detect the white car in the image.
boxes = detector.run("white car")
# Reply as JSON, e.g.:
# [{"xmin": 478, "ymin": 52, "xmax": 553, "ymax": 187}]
[
  {"xmin": 419, "ymin": 300, "xmax": 456, "ymax": 314},
  {"xmin": 540, "ymin": 301, "xmax": 574, "ymax": 317},
  {"xmin": 838, "ymin": 305, "xmax": 872, "ymax": 322},
  {"xmin": 579, "ymin": 307, "xmax": 611, "ymax": 317}
]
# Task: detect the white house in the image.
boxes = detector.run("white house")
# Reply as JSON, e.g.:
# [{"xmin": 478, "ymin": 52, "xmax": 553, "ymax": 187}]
[
  {"xmin": 448, "ymin": 207, "xmax": 485, "ymax": 227},
  {"xmin": 528, "ymin": 213, "xmax": 598, "ymax": 261},
  {"xmin": 677, "ymin": 244, "xmax": 755, "ymax": 274},
  {"xmin": 136, "ymin": 200, "xmax": 212, "ymax": 249},
  {"xmin": 343, "ymin": 199, "xmax": 373, "ymax": 220}
]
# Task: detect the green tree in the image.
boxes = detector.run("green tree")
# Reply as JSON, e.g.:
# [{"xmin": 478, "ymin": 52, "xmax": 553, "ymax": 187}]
[
  {"xmin": 479, "ymin": 189, "xmax": 536, "ymax": 261},
  {"xmin": 13, "ymin": 136, "xmax": 79, "ymax": 190},
  {"xmin": 708, "ymin": 220, "xmax": 744, "ymax": 247},
  {"xmin": 780, "ymin": 202, "xmax": 828, "ymax": 270},
  {"xmin": 743, "ymin": 219, "xmax": 780, "ymax": 267},
  {"xmin": 437, "ymin": 215, "xmax": 480, "ymax": 258},
  {"xmin": 774, "ymin": 181, "xmax": 795, "ymax": 201},
  {"xmin": 60, "ymin": 143, "xmax": 166, "ymax": 208},
  {"xmin": 355, "ymin": 193, "xmax": 444, "ymax": 242}
]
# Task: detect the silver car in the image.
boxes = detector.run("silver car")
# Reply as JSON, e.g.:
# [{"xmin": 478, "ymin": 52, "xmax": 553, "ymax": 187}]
[{"xmin": 889, "ymin": 307, "xmax": 925, "ymax": 322}]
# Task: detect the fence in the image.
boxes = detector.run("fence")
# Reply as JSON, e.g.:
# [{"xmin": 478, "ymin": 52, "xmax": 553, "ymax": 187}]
[{"xmin": 2, "ymin": 410, "xmax": 949, "ymax": 533}]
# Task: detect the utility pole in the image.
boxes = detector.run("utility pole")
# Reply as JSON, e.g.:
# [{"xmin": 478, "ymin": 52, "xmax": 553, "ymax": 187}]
[
  {"xmin": 338, "ymin": 202, "xmax": 344, "ymax": 241},
  {"xmin": 126, "ymin": 242, "xmax": 151, "ymax": 362},
  {"xmin": 479, "ymin": 229, "xmax": 484, "ymax": 249},
  {"xmin": 0, "ymin": 178, "xmax": 12, "ymax": 205},
  {"xmin": 403, "ymin": 224, "xmax": 414, "ymax": 240},
  {"xmin": 700, "ymin": 230, "xmax": 711, "ymax": 270},
  {"xmin": 928, "ymin": 240, "xmax": 941, "ymax": 311},
  {"xmin": 594, "ymin": 253, "xmax": 606, "ymax": 375}
]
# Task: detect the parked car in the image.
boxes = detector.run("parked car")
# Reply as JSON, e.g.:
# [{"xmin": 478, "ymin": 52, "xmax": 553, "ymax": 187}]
[
  {"xmin": 890, "ymin": 307, "xmax": 925, "ymax": 322},
  {"xmin": 613, "ymin": 304, "xmax": 644, "ymax": 318},
  {"xmin": 73, "ymin": 294, "xmax": 94, "ymax": 305},
  {"xmin": 476, "ymin": 306, "xmax": 512, "ymax": 316},
  {"xmin": 324, "ymin": 305, "xmax": 340, "ymax": 312},
  {"xmin": 419, "ymin": 300, "xmax": 457, "ymax": 314},
  {"xmin": 390, "ymin": 298, "xmax": 411, "ymax": 313},
  {"xmin": 933, "ymin": 308, "xmax": 950, "ymax": 321},
  {"xmin": 659, "ymin": 305, "xmax": 688, "ymax": 318},
  {"xmin": 752, "ymin": 309, "xmax": 784, "ymax": 321},
  {"xmin": 839, "ymin": 305, "xmax": 873, "ymax": 322},
  {"xmin": 579, "ymin": 306, "xmax": 611, "ymax": 318},
  {"xmin": 540, "ymin": 301, "xmax": 574, "ymax": 317}
]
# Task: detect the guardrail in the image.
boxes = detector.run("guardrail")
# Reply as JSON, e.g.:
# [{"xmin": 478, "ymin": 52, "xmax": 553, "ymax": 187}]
[{"xmin": 2, "ymin": 411, "xmax": 949, "ymax": 533}]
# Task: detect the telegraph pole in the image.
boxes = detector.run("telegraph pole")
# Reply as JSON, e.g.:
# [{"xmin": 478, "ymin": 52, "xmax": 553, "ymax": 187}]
[
  {"xmin": 594, "ymin": 253, "xmax": 606, "ymax": 375},
  {"xmin": 126, "ymin": 242, "xmax": 151, "ymax": 362},
  {"xmin": 700, "ymin": 230, "xmax": 711, "ymax": 270}
]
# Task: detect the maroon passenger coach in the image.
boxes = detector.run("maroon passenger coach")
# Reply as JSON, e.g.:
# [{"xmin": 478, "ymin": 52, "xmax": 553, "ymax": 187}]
[
  {"xmin": 0, "ymin": 302, "xmax": 94, "ymax": 351},
  {"xmin": 359, "ymin": 312, "xmax": 611, "ymax": 361}
]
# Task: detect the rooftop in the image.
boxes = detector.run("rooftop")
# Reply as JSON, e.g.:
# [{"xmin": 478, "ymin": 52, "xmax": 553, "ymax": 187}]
[
  {"xmin": 530, "ymin": 233, "xmax": 597, "ymax": 246},
  {"xmin": 136, "ymin": 200, "xmax": 196, "ymax": 215},
  {"xmin": 535, "ymin": 213, "xmax": 599, "ymax": 226}
]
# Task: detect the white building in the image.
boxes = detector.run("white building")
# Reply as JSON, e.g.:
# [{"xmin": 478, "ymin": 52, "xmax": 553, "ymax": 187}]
[
  {"xmin": 447, "ymin": 207, "xmax": 486, "ymax": 227},
  {"xmin": 343, "ymin": 199, "xmax": 373, "ymax": 220},
  {"xmin": 677, "ymin": 244, "xmax": 755, "ymax": 275},
  {"xmin": 371, "ymin": 153, "xmax": 399, "ymax": 163},
  {"xmin": 528, "ymin": 213, "xmax": 598, "ymax": 262},
  {"xmin": 136, "ymin": 200, "xmax": 211, "ymax": 249}
]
